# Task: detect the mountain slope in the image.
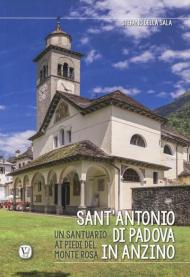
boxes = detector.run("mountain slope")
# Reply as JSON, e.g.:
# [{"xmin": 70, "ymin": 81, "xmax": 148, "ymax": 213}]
[{"xmin": 155, "ymin": 92, "xmax": 190, "ymax": 137}]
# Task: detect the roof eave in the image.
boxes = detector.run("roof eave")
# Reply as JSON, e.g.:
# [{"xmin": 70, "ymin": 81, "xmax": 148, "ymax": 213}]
[
  {"xmin": 9, "ymin": 154, "xmax": 112, "ymax": 176},
  {"xmin": 33, "ymin": 45, "xmax": 84, "ymax": 62}
]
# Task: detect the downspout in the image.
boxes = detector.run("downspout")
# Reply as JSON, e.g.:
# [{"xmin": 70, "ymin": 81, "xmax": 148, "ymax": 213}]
[
  {"xmin": 176, "ymin": 144, "xmax": 178, "ymax": 179},
  {"xmin": 187, "ymin": 145, "xmax": 189, "ymax": 161},
  {"xmin": 109, "ymin": 106, "xmax": 121, "ymax": 212},
  {"xmin": 109, "ymin": 162, "xmax": 121, "ymax": 212},
  {"xmin": 13, "ymin": 181, "xmax": 16, "ymax": 211}
]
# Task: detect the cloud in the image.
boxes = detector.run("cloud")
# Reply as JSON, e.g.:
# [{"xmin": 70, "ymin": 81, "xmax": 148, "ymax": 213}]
[
  {"xmin": 171, "ymin": 62, "xmax": 190, "ymax": 83},
  {"xmin": 130, "ymin": 50, "xmax": 155, "ymax": 63},
  {"xmin": 183, "ymin": 19, "xmax": 190, "ymax": 28},
  {"xmin": 112, "ymin": 60, "xmax": 128, "ymax": 69},
  {"xmin": 163, "ymin": 0, "xmax": 190, "ymax": 8},
  {"xmin": 0, "ymin": 130, "xmax": 35, "ymax": 156},
  {"xmin": 170, "ymin": 83, "xmax": 186, "ymax": 98},
  {"xmin": 112, "ymin": 49, "xmax": 156, "ymax": 70},
  {"xmin": 182, "ymin": 32, "xmax": 190, "ymax": 42},
  {"xmin": 85, "ymin": 49, "xmax": 102, "ymax": 64},
  {"xmin": 159, "ymin": 49, "xmax": 190, "ymax": 62},
  {"xmin": 80, "ymin": 36, "xmax": 90, "ymax": 45},
  {"xmin": 157, "ymin": 91, "xmax": 167, "ymax": 98},
  {"xmin": 72, "ymin": 0, "xmax": 190, "ymax": 40},
  {"xmin": 87, "ymin": 27, "xmax": 101, "ymax": 34},
  {"xmin": 0, "ymin": 105, "xmax": 6, "ymax": 111},
  {"xmin": 171, "ymin": 62, "xmax": 190, "ymax": 73},
  {"xmin": 122, "ymin": 48, "xmax": 129, "ymax": 55},
  {"xmin": 93, "ymin": 85, "xmax": 140, "ymax": 96},
  {"xmin": 147, "ymin": 89, "xmax": 156, "ymax": 94}
]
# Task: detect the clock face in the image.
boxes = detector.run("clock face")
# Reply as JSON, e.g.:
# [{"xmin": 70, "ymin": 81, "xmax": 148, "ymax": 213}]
[
  {"xmin": 57, "ymin": 79, "xmax": 74, "ymax": 93},
  {"xmin": 39, "ymin": 84, "xmax": 48, "ymax": 101}
]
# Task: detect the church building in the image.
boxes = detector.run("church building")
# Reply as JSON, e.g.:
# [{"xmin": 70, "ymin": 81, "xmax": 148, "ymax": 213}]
[{"xmin": 11, "ymin": 22, "xmax": 190, "ymax": 214}]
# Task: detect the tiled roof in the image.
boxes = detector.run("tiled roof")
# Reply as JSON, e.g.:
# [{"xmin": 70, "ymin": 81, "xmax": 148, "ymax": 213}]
[
  {"xmin": 161, "ymin": 124, "xmax": 190, "ymax": 145},
  {"xmin": 59, "ymin": 90, "xmax": 165, "ymax": 121},
  {"xmin": 10, "ymin": 140, "xmax": 170, "ymax": 176},
  {"xmin": 30, "ymin": 90, "xmax": 166, "ymax": 140},
  {"xmin": 10, "ymin": 141, "xmax": 110, "ymax": 175},
  {"xmin": 16, "ymin": 147, "xmax": 33, "ymax": 160}
]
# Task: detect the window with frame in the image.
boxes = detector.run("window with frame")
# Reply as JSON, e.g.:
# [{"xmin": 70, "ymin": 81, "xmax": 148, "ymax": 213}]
[
  {"xmin": 97, "ymin": 178, "xmax": 105, "ymax": 191},
  {"xmin": 163, "ymin": 145, "xmax": 172, "ymax": 155},
  {"xmin": 54, "ymin": 136, "xmax": 58, "ymax": 148},
  {"xmin": 26, "ymin": 187, "xmax": 31, "ymax": 198},
  {"xmin": 63, "ymin": 63, "xmax": 68, "ymax": 77},
  {"xmin": 38, "ymin": 181, "xmax": 42, "ymax": 192},
  {"xmin": 40, "ymin": 64, "xmax": 48, "ymax": 83},
  {"xmin": 69, "ymin": 67, "xmax": 74, "ymax": 79},
  {"xmin": 54, "ymin": 184, "xmax": 58, "ymax": 205},
  {"xmin": 57, "ymin": 63, "xmax": 74, "ymax": 80},
  {"xmin": 35, "ymin": 195, "xmax": 42, "ymax": 202},
  {"xmin": 49, "ymin": 184, "xmax": 53, "ymax": 196},
  {"xmin": 60, "ymin": 129, "xmax": 65, "ymax": 145},
  {"xmin": 153, "ymin": 172, "xmax": 158, "ymax": 184},
  {"xmin": 67, "ymin": 130, "xmax": 72, "ymax": 143},
  {"xmin": 130, "ymin": 134, "xmax": 146, "ymax": 148},
  {"xmin": 57, "ymin": 64, "xmax": 62, "ymax": 76},
  {"xmin": 123, "ymin": 168, "xmax": 140, "ymax": 182}
]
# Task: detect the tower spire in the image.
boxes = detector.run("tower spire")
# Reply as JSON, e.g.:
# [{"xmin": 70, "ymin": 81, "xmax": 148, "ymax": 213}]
[{"xmin": 56, "ymin": 16, "xmax": 62, "ymax": 32}]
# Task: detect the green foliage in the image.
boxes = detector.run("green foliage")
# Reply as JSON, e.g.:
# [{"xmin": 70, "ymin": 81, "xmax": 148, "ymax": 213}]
[{"xmin": 155, "ymin": 92, "xmax": 190, "ymax": 137}]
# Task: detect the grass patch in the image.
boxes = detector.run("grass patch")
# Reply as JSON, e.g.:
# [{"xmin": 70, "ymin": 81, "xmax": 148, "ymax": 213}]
[{"xmin": 0, "ymin": 209, "xmax": 190, "ymax": 276}]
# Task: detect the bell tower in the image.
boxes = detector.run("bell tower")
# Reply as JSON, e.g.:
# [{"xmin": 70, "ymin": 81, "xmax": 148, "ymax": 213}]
[{"xmin": 34, "ymin": 18, "xmax": 83, "ymax": 130}]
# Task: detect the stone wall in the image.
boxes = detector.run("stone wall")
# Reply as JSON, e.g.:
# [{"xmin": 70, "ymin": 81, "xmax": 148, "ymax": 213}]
[{"xmin": 132, "ymin": 186, "xmax": 190, "ymax": 225}]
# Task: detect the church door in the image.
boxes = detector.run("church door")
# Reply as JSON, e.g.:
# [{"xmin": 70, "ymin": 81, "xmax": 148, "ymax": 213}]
[{"xmin": 61, "ymin": 182, "xmax": 70, "ymax": 207}]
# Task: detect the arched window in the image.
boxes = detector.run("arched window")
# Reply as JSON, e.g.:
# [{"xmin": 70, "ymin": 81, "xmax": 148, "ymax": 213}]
[
  {"xmin": 57, "ymin": 64, "xmax": 62, "ymax": 76},
  {"xmin": 130, "ymin": 134, "xmax": 146, "ymax": 147},
  {"xmin": 69, "ymin": 67, "xmax": 74, "ymax": 80},
  {"xmin": 63, "ymin": 63, "xmax": 68, "ymax": 78},
  {"xmin": 123, "ymin": 168, "xmax": 140, "ymax": 182},
  {"xmin": 164, "ymin": 144, "xmax": 173, "ymax": 155},
  {"xmin": 60, "ymin": 129, "xmax": 65, "ymax": 145},
  {"xmin": 57, "ymin": 63, "xmax": 74, "ymax": 80},
  {"xmin": 40, "ymin": 64, "xmax": 48, "ymax": 83}
]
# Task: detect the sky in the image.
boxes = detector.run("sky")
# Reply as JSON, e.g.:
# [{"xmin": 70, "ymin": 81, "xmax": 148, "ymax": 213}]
[{"xmin": 1, "ymin": 0, "xmax": 190, "ymax": 156}]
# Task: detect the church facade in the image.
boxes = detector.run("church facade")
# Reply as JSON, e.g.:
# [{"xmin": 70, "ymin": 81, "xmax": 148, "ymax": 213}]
[{"xmin": 11, "ymin": 22, "xmax": 190, "ymax": 214}]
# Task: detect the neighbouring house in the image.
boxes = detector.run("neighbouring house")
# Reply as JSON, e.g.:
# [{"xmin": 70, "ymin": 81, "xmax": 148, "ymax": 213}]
[
  {"xmin": 7, "ymin": 147, "xmax": 33, "ymax": 202},
  {"xmin": 10, "ymin": 21, "xmax": 190, "ymax": 214},
  {"xmin": 0, "ymin": 156, "xmax": 14, "ymax": 200},
  {"xmin": 15, "ymin": 147, "xmax": 33, "ymax": 169}
]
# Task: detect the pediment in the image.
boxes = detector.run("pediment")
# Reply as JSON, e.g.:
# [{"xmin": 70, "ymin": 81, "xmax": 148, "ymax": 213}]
[{"xmin": 54, "ymin": 100, "xmax": 69, "ymax": 123}]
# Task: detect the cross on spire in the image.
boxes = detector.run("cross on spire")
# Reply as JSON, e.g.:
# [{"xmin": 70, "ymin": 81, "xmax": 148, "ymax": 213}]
[{"xmin": 56, "ymin": 16, "xmax": 62, "ymax": 32}]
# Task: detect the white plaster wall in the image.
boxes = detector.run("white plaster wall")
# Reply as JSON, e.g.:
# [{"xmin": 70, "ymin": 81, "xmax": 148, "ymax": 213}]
[
  {"xmin": 111, "ymin": 106, "xmax": 162, "ymax": 164},
  {"xmin": 33, "ymin": 103, "xmax": 112, "ymax": 158},
  {"xmin": 0, "ymin": 164, "xmax": 13, "ymax": 185},
  {"xmin": 120, "ymin": 166, "xmax": 165, "ymax": 210},
  {"xmin": 46, "ymin": 35, "xmax": 71, "ymax": 49},
  {"xmin": 16, "ymin": 157, "xmax": 32, "ymax": 169},
  {"xmin": 161, "ymin": 140, "xmax": 184, "ymax": 179}
]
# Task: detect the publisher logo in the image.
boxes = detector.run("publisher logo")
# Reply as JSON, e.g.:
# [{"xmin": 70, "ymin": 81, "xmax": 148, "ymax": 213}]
[{"xmin": 19, "ymin": 245, "xmax": 32, "ymax": 259}]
